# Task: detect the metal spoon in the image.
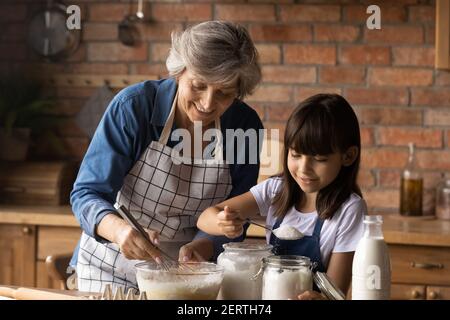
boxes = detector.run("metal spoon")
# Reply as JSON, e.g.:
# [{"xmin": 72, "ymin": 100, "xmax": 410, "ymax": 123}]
[
  {"xmin": 245, "ymin": 218, "xmax": 273, "ymax": 232},
  {"xmin": 245, "ymin": 218, "xmax": 304, "ymax": 240}
]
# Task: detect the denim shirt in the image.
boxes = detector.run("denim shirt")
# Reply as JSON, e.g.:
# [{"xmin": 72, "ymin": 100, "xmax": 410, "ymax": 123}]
[{"xmin": 70, "ymin": 78, "xmax": 263, "ymax": 266}]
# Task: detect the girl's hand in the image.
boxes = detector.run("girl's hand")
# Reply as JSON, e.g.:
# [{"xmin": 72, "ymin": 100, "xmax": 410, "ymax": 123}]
[
  {"xmin": 217, "ymin": 206, "xmax": 244, "ymax": 238},
  {"xmin": 297, "ymin": 290, "xmax": 327, "ymax": 300},
  {"xmin": 178, "ymin": 238, "xmax": 212, "ymax": 262},
  {"xmin": 114, "ymin": 224, "xmax": 162, "ymax": 262}
]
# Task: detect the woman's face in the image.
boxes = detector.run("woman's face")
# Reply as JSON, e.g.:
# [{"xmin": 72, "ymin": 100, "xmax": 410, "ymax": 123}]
[
  {"xmin": 177, "ymin": 69, "xmax": 238, "ymax": 127},
  {"xmin": 287, "ymin": 149, "xmax": 344, "ymax": 195}
]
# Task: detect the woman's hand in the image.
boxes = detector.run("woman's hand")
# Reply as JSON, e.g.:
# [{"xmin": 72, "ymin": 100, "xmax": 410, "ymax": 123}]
[
  {"xmin": 114, "ymin": 223, "xmax": 162, "ymax": 262},
  {"xmin": 178, "ymin": 238, "xmax": 213, "ymax": 262},
  {"xmin": 97, "ymin": 213, "xmax": 162, "ymax": 262},
  {"xmin": 297, "ymin": 290, "xmax": 327, "ymax": 300},
  {"xmin": 217, "ymin": 206, "xmax": 244, "ymax": 238}
]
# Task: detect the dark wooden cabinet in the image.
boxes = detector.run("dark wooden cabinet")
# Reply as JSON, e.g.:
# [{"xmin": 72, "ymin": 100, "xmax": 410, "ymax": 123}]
[
  {"xmin": 0, "ymin": 206, "xmax": 81, "ymax": 290},
  {"xmin": 0, "ymin": 224, "xmax": 36, "ymax": 287},
  {"xmin": 0, "ymin": 223, "xmax": 80, "ymax": 289},
  {"xmin": 390, "ymin": 244, "xmax": 450, "ymax": 300}
]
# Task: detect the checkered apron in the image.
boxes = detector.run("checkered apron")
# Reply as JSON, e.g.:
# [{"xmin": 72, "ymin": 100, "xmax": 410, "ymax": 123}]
[{"xmin": 77, "ymin": 94, "xmax": 233, "ymax": 293}]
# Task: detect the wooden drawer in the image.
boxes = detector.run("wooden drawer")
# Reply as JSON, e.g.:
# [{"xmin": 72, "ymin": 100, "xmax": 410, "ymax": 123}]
[
  {"xmin": 390, "ymin": 245, "xmax": 450, "ymax": 286},
  {"xmin": 37, "ymin": 226, "xmax": 81, "ymax": 260},
  {"xmin": 391, "ymin": 284, "xmax": 425, "ymax": 300},
  {"xmin": 427, "ymin": 286, "xmax": 450, "ymax": 300},
  {"xmin": 0, "ymin": 224, "xmax": 36, "ymax": 286}
]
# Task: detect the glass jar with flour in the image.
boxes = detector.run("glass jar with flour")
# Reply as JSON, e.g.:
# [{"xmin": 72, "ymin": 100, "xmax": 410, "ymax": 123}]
[
  {"xmin": 261, "ymin": 255, "xmax": 314, "ymax": 300},
  {"xmin": 217, "ymin": 242, "xmax": 273, "ymax": 300}
]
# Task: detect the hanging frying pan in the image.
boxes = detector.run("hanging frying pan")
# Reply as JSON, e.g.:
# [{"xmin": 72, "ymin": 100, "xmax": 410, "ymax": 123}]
[{"xmin": 118, "ymin": 0, "xmax": 144, "ymax": 46}]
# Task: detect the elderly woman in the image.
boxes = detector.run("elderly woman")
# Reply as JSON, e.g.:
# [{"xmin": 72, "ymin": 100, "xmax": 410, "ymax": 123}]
[{"xmin": 70, "ymin": 21, "xmax": 263, "ymax": 292}]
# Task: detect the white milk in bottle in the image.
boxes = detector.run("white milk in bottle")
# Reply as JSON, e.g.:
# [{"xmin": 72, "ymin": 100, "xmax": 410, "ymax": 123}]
[{"xmin": 352, "ymin": 215, "xmax": 391, "ymax": 300}]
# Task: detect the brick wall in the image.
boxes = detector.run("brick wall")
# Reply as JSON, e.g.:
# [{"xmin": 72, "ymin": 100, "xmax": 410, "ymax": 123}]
[{"xmin": 1, "ymin": 0, "xmax": 449, "ymax": 215}]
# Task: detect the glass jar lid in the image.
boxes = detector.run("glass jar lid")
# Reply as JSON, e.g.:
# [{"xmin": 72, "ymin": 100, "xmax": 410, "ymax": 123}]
[
  {"xmin": 222, "ymin": 242, "xmax": 273, "ymax": 252},
  {"xmin": 262, "ymin": 255, "xmax": 312, "ymax": 269},
  {"xmin": 313, "ymin": 272, "xmax": 345, "ymax": 300}
]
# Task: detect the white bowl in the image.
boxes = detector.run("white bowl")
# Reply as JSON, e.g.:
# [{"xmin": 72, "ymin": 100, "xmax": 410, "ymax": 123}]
[{"xmin": 135, "ymin": 261, "xmax": 224, "ymax": 300}]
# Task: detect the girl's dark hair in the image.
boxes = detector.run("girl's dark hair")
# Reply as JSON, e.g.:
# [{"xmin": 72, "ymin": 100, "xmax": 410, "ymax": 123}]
[{"xmin": 272, "ymin": 93, "xmax": 362, "ymax": 220}]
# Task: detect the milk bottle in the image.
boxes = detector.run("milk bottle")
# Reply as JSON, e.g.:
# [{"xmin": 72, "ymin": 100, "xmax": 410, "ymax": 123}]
[{"xmin": 352, "ymin": 215, "xmax": 391, "ymax": 300}]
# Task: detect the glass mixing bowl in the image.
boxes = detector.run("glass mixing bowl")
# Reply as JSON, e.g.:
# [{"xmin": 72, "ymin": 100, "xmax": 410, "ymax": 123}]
[{"xmin": 135, "ymin": 261, "xmax": 224, "ymax": 300}]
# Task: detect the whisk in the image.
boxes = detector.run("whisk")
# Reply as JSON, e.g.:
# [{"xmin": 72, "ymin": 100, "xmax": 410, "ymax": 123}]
[{"xmin": 114, "ymin": 203, "xmax": 194, "ymax": 272}]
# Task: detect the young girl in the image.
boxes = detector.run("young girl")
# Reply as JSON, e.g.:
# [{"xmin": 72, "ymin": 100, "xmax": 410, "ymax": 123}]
[{"xmin": 197, "ymin": 93, "xmax": 367, "ymax": 300}]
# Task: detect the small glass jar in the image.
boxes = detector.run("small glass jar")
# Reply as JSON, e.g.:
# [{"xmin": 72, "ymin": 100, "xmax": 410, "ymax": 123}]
[
  {"xmin": 261, "ymin": 255, "xmax": 313, "ymax": 300},
  {"xmin": 217, "ymin": 242, "xmax": 273, "ymax": 300},
  {"xmin": 436, "ymin": 179, "xmax": 450, "ymax": 220}
]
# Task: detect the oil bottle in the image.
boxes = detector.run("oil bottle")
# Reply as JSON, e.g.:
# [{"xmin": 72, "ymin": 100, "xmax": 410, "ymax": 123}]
[{"xmin": 400, "ymin": 143, "xmax": 423, "ymax": 216}]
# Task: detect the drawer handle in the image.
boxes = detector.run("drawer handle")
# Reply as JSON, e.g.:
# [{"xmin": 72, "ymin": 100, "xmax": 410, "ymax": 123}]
[
  {"xmin": 410, "ymin": 262, "xmax": 444, "ymax": 269},
  {"xmin": 411, "ymin": 290, "xmax": 421, "ymax": 299},
  {"xmin": 429, "ymin": 291, "xmax": 439, "ymax": 300}
]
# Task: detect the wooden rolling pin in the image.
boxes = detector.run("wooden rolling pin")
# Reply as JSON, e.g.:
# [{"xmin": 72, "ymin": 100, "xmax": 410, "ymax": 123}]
[
  {"xmin": 15, "ymin": 287, "xmax": 86, "ymax": 300},
  {"xmin": 0, "ymin": 286, "xmax": 86, "ymax": 300},
  {"xmin": 0, "ymin": 286, "xmax": 16, "ymax": 299}
]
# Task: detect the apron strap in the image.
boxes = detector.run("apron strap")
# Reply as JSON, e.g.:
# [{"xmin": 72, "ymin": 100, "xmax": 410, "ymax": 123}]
[
  {"xmin": 159, "ymin": 91, "xmax": 178, "ymax": 145},
  {"xmin": 312, "ymin": 217, "xmax": 324, "ymax": 237}
]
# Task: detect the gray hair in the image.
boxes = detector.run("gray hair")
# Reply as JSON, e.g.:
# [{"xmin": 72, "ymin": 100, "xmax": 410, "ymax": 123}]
[{"xmin": 166, "ymin": 21, "xmax": 262, "ymax": 99}]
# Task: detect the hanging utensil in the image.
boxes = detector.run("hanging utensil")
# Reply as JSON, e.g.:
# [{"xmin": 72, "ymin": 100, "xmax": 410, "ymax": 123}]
[
  {"xmin": 118, "ymin": 0, "xmax": 144, "ymax": 46},
  {"xmin": 136, "ymin": 0, "xmax": 144, "ymax": 19}
]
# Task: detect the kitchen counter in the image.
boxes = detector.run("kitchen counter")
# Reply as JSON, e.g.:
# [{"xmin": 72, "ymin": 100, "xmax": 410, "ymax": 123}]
[
  {"xmin": 1, "ymin": 205, "xmax": 450, "ymax": 247},
  {"xmin": 247, "ymin": 216, "xmax": 450, "ymax": 247},
  {"xmin": 0, "ymin": 205, "xmax": 78, "ymax": 227}
]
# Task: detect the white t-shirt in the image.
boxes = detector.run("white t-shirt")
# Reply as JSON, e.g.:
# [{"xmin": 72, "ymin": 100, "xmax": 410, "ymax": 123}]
[{"xmin": 250, "ymin": 177, "xmax": 367, "ymax": 267}]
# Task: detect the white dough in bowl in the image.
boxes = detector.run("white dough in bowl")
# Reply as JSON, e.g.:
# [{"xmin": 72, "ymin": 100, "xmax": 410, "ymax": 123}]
[{"xmin": 135, "ymin": 262, "xmax": 224, "ymax": 300}]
